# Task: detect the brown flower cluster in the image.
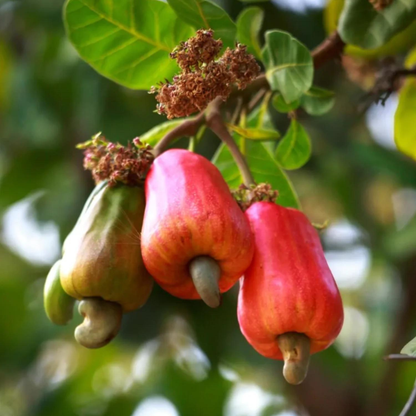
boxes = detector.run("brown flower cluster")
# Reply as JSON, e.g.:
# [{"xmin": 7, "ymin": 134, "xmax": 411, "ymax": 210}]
[
  {"xmin": 151, "ymin": 29, "xmax": 260, "ymax": 119},
  {"xmin": 77, "ymin": 134, "xmax": 154, "ymax": 187},
  {"xmin": 232, "ymin": 183, "xmax": 279, "ymax": 212},
  {"xmin": 170, "ymin": 28, "xmax": 223, "ymax": 72}
]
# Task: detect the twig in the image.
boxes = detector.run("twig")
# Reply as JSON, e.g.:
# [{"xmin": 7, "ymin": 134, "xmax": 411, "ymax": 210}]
[
  {"xmin": 360, "ymin": 62, "xmax": 416, "ymax": 111},
  {"xmin": 248, "ymin": 88, "xmax": 267, "ymax": 113},
  {"xmin": 384, "ymin": 354, "xmax": 416, "ymax": 362},
  {"xmin": 231, "ymin": 96, "xmax": 244, "ymax": 125},
  {"xmin": 399, "ymin": 378, "xmax": 416, "ymax": 416},
  {"xmin": 206, "ymin": 98, "xmax": 255, "ymax": 186},
  {"xmin": 154, "ymin": 111, "xmax": 206, "ymax": 156}
]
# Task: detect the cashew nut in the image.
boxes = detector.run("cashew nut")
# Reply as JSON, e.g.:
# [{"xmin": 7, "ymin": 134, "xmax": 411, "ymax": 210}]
[
  {"xmin": 75, "ymin": 298, "xmax": 122, "ymax": 349},
  {"xmin": 189, "ymin": 256, "xmax": 221, "ymax": 308},
  {"xmin": 277, "ymin": 332, "xmax": 311, "ymax": 385}
]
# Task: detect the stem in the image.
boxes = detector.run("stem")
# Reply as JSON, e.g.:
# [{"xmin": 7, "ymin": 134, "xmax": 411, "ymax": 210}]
[
  {"xmin": 188, "ymin": 137, "xmax": 196, "ymax": 152},
  {"xmin": 206, "ymin": 99, "xmax": 255, "ymax": 186},
  {"xmin": 240, "ymin": 109, "xmax": 247, "ymax": 157}
]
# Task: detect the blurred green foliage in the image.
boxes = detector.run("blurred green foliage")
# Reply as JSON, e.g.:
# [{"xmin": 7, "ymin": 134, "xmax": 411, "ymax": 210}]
[{"xmin": 2, "ymin": 1, "xmax": 416, "ymax": 416}]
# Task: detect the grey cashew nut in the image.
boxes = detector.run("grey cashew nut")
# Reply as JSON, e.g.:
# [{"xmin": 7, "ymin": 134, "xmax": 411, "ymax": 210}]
[
  {"xmin": 189, "ymin": 256, "xmax": 221, "ymax": 308},
  {"xmin": 75, "ymin": 298, "xmax": 122, "ymax": 349},
  {"xmin": 277, "ymin": 332, "xmax": 311, "ymax": 385}
]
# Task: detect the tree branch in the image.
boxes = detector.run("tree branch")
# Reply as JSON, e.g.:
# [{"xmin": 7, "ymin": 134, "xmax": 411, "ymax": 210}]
[{"xmin": 312, "ymin": 31, "xmax": 345, "ymax": 69}]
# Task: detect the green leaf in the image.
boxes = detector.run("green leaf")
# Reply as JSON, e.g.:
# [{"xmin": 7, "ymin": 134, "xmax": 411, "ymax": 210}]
[
  {"xmin": 236, "ymin": 7, "xmax": 263, "ymax": 60},
  {"xmin": 64, "ymin": 0, "xmax": 193, "ymax": 90},
  {"xmin": 239, "ymin": 0, "xmax": 270, "ymax": 2},
  {"xmin": 394, "ymin": 47, "xmax": 416, "ymax": 161},
  {"xmin": 212, "ymin": 101, "xmax": 299, "ymax": 208},
  {"xmin": 338, "ymin": 0, "xmax": 416, "ymax": 50},
  {"xmin": 226, "ymin": 124, "xmax": 280, "ymax": 141},
  {"xmin": 275, "ymin": 119, "xmax": 311, "ymax": 170},
  {"xmin": 394, "ymin": 79, "xmax": 416, "ymax": 160},
  {"xmin": 300, "ymin": 86, "xmax": 335, "ymax": 116},
  {"xmin": 262, "ymin": 30, "xmax": 313, "ymax": 103},
  {"xmin": 140, "ymin": 119, "xmax": 184, "ymax": 147},
  {"xmin": 272, "ymin": 93, "xmax": 300, "ymax": 113},
  {"xmin": 401, "ymin": 336, "xmax": 416, "ymax": 356},
  {"xmin": 167, "ymin": 0, "xmax": 236, "ymax": 49}
]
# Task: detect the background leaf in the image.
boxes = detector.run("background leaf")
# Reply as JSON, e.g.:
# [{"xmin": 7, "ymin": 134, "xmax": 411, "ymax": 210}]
[
  {"xmin": 394, "ymin": 80, "xmax": 416, "ymax": 160},
  {"xmin": 167, "ymin": 0, "xmax": 236, "ymax": 49},
  {"xmin": 272, "ymin": 93, "xmax": 300, "ymax": 113},
  {"xmin": 325, "ymin": 0, "xmax": 416, "ymax": 58},
  {"xmin": 64, "ymin": 0, "xmax": 193, "ymax": 90},
  {"xmin": 0, "ymin": 39, "xmax": 12, "ymax": 111},
  {"xmin": 300, "ymin": 86, "xmax": 335, "ymax": 116},
  {"xmin": 236, "ymin": 7, "xmax": 264, "ymax": 60},
  {"xmin": 394, "ymin": 47, "xmax": 416, "ymax": 160},
  {"xmin": 338, "ymin": 0, "xmax": 416, "ymax": 50},
  {"xmin": 262, "ymin": 30, "xmax": 313, "ymax": 103},
  {"xmin": 275, "ymin": 118, "xmax": 311, "ymax": 169}
]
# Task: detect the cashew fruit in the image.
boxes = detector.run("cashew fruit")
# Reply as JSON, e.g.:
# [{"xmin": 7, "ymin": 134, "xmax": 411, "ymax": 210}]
[
  {"xmin": 141, "ymin": 149, "xmax": 254, "ymax": 307},
  {"xmin": 237, "ymin": 202, "xmax": 344, "ymax": 384},
  {"xmin": 60, "ymin": 184, "xmax": 153, "ymax": 312}
]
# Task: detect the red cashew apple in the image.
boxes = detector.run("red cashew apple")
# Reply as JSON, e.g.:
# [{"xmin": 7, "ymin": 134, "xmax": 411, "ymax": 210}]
[
  {"xmin": 238, "ymin": 202, "xmax": 344, "ymax": 384},
  {"xmin": 141, "ymin": 149, "xmax": 254, "ymax": 308}
]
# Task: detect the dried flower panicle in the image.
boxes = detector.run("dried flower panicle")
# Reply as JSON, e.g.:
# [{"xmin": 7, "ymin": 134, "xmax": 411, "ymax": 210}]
[
  {"xmin": 77, "ymin": 134, "xmax": 154, "ymax": 187},
  {"xmin": 222, "ymin": 44, "xmax": 260, "ymax": 90},
  {"xmin": 171, "ymin": 29, "xmax": 222, "ymax": 72},
  {"xmin": 151, "ymin": 29, "xmax": 260, "ymax": 119},
  {"xmin": 369, "ymin": 0, "xmax": 393, "ymax": 11},
  {"xmin": 232, "ymin": 183, "xmax": 279, "ymax": 211}
]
